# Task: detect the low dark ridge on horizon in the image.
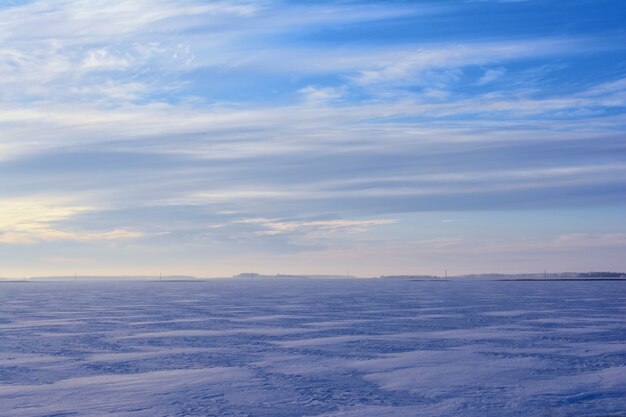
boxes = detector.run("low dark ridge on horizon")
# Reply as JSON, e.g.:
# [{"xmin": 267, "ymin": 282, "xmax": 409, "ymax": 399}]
[
  {"xmin": 496, "ymin": 278, "xmax": 626, "ymax": 282},
  {"xmin": 2, "ymin": 271, "xmax": 625, "ymax": 282}
]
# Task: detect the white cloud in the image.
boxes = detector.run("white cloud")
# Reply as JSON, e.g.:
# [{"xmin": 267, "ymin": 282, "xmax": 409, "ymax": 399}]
[
  {"xmin": 0, "ymin": 0, "xmax": 614, "ymax": 169},
  {"xmin": 423, "ymin": 233, "xmax": 626, "ymax": 255},
  {"xmin": 0, "ymin": 228, "xmax": 145, "ymax": 245},
  {"xmin": 233, "ymin": 218, "xmax": 396, "ymax": 237},
  {"xmin": 0, "ymin": 0, "xmax": 623, "ymax": 275},
  {"xmin": 349, "ymin": 39, "xmax": 579, "ymax": 87},
  {"xmin": 477, "ymin": 68, "xmax": 505, "ymax": 85},
  {"xmin": 0, "ymin": 197, "xmax": 144, "ymax": 244},
  {"xmin": 299, "ymin": 86, "xmax": 345, "ymax": 103}
]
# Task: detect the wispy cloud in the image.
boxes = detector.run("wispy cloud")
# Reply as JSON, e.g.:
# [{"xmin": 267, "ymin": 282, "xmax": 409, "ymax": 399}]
[
  {"xmin": 0, "ymin": 198, "xmax": 144, "ymax": 244},
  {"xmin": 422, "ymin": 233, "xmax": 626, "ymax": 256},
  {"xmin": 232, "ymin": 218, "xmax": 396, "ymax": 237},
  {"xmin": 1, "ymin": 0, "xmax": 624, "ymax": 274},
  {"xmin": 477, "ymin": 68, "xmax": 506, "ymax": 85},
  {"xmin": 349, "ymin": 39, "xmax": 581, "ymax": 87}
]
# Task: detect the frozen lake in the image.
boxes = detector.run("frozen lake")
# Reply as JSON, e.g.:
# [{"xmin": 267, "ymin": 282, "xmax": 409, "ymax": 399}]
[{"xmin": 1, "ymin": 279, "xmax": 625, "ymax": 416}]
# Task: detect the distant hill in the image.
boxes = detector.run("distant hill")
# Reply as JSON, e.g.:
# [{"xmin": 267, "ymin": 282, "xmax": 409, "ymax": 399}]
[
  {"xmin": 456, "ymin": 272, "xmax": 626, "ymax": 281},
  {"xmin": 379, "ymin": 275, "xmax": 441, "ymax": 280},
  {"xmin": 2, "ymin": 271, "xmax": 624, "ymax": 282},
  {"xmin": 380, "ymin": 272, "xmax": 626, "ymax": 280},
  {"xmin": 578, "ymin": 271, "xmax": 626, "ymax": 278}
]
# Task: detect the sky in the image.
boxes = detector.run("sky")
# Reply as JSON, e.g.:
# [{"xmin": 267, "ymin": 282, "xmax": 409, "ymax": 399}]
[{"xmin": 1, "ymin": 0, "xmax": 625, "ymax": 278}]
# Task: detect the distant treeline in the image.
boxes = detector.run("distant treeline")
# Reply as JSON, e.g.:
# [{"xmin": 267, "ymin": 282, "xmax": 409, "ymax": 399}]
[{"xmin": 578, "ymin": 272, "xmax": 626, "ymax": 278}]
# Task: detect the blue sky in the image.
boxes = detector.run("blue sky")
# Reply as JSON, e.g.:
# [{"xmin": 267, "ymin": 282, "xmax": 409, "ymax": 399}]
[{"xmin": 1, "ymin": 0, "xmax": 625, "ymax": 277}]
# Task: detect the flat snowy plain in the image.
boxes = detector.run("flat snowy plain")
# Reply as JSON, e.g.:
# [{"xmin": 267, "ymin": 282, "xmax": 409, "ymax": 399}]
[{"xmin": 1, "ymin": 279, "xmax": 625, "ymax": 417}]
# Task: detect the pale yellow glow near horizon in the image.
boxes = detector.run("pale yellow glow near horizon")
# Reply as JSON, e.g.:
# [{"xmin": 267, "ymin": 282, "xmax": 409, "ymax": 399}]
[{"xmin": 0, "ymin": 198, "xmax": 142, "ymax": 244}]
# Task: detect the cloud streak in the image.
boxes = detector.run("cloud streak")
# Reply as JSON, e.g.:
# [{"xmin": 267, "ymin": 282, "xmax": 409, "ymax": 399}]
[
  {"xmin": 0, "ymin": 198, "xmax": 143, "ymax": 244},
  {"xmin": 1, "ymin": 0, "xmax": 625, "ymax": 275}
]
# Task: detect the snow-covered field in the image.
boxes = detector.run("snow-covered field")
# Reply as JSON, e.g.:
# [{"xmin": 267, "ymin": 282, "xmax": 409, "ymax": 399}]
[{"xmin": 1, "ymin": 279, "xmax": 625, "ymax": 417}]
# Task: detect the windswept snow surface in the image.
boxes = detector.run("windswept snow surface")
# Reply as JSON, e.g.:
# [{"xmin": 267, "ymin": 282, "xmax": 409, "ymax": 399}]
[{"xmin": 1, "ymin": 279, "xmax": 625, "ymax": 417}]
